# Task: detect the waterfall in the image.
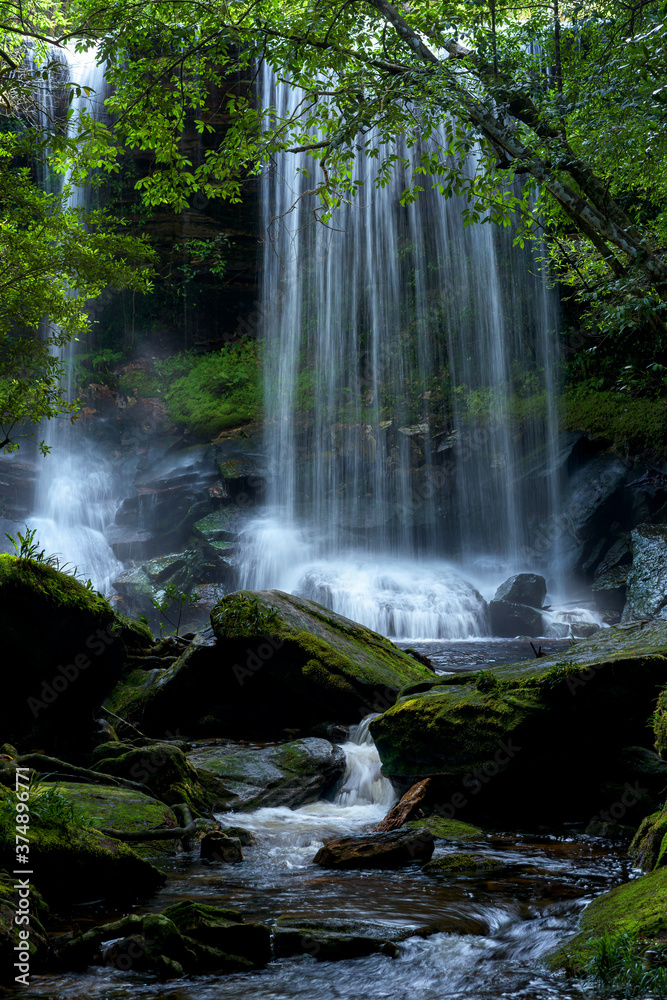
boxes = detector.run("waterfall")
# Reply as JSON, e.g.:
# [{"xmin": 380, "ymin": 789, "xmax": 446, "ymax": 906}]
[
  {"xmin": 27, "ymin": 49, "xmax": 123, "ymax": 594},
  {"xmin": 237, "ymin": 66, "xmax": 561, "ymax": 636}
]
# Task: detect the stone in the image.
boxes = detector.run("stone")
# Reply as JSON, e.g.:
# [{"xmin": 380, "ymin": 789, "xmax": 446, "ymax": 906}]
[
  {"xmin": 200, "ymin": 832, "xmax": 244, "ymax": 862},
  {"xmin": 162, "ymin": 900, "xmax": 271, "ymax": 967},
  {"xmin": 370, "ymin": 620, "xmax": 667, "ymax": 823},
  {"xmin": 422, "ymin": 852, "xmax": 504, "ymax": 875},
  {"xmin": 0, "ymin": 555, "xmax": 127, "ymax": 754},
  {"xmin": 377, "ymin": 778, "xmax": 432, "ymax": 831},
  {"xmin": 489, "ymin": 599, "xmax": 543, "ymax": 637},
  {"xmin": 493, "ymin": 573, "xmax": 547, "ymax": 608},
  {"xmin": 189, "ymin": 738, "xmax": 346, "ymax": 810},
  {"xmin": 591, "ymin": 566, "xmax": 628, "ymax": 615},
  {"xmin": 272, "ymin": 916, "xmax": 408, "ymax": 961},
  {"xmin": 92, "ymin": 741, "xmax": 212, "ymax": 816},
  {"xmin": 313, "ymin": 829, "xmax": 434, "ymax": 869},
  {"xmin": 129, "ymin": 590, "xmax": 433, "ymax": 740},
  {"xmin": 629, "ymin": 809, "xmax": 667, "ymax": 871},
  {"xmin": 623, "ymin": 524, "xmax": 667, "ymax": 620}
]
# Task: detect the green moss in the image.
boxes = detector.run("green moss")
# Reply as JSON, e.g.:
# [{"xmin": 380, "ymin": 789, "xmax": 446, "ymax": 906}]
[
  {"xmin": 422, "ymin": 852, "xmax": 503, "ymax": 874},
  {"xmin": 654, "ymin": 688, "xmax": 667, "ymax": 757},
  {"xmin": 630, "ymin": 809, "xmax": 667, "ymax": 871},
  {"xmin": 564, "ymin": 388, "xmax": 667, "ymax": 455},
  {"xmin": 0, "ymin": 553, "xmax": 114, "ymax": 618},
  {"xmin": 406, "ymin": 816, "xmax": 483, "ymax": 840},
  {"xmin": 166, "ymin": 341, "xmax": 261, "ymax": 438},
  {"xmin": 550, "ymin": 867, "xmax": 667, "ymax": 974},
  {"xmin": 93, "ymin": 742, "xmax": 212, "ymax": 816}
]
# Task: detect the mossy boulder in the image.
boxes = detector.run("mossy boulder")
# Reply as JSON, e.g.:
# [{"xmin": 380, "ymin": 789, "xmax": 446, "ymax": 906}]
[
  {"xmin": 0, "ymin": 872, "xmax": 50, "ymax": 981},
  {"xmin": 188, "ymin": 738, "xmax": 346, "ymax": 810},
  {"xmin": 370, "ymin": 621, "xmax": 667, "ymax": 822},
  {"xmin": 422, "ymin": 852, "xmax": 504, "ymax": 875},
  {"xmin": 405, "ymin": 816, "xmax": 484, "ymax": 841},
  {"xmin": 92, "ymin": 741, "xmax": 212, "ymax": 816},
  {"xmin": 0, "ymin": 556, "xmax": 139, "ymax": 753},
  {"xmin": 52, "ymin": 782, "xmax": 179, "ymax": 857},
  {"xmin": 0, "ymin": 806, "xmax": 164, "ymax": 903},
  {"xmin": 629, "ymin": 809, "xmax": 667, "ymax": 871},
  {"xmin": 549, "ymin": 866, "xmax": 667, "ymax": 974},
  {"xmin": 128, "ymin": 590, "xmax": 433, "ymax": 739}
]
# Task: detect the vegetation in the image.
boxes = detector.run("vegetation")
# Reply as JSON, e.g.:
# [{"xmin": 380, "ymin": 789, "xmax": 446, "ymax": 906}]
[{"xmin": 165, "ymin": 341, "xmax": 261, "ymax": 436}]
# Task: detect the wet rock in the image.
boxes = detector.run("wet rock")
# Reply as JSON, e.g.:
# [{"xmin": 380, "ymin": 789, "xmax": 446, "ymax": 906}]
[
  {"xmin": 591, "ymin": 566, "xmax": 628, "ymax": 615},
  {"xmin": 594, "ymin": 535, "xmax": 632, "ymax": 580},
  {"xmin": 488, "ymin": 600, "xmax": 543, "ymax": 637},
  {"xmin": 493, "ymin": 573, "xmax": 546, "ymax": 609},
  {"xmin": 313, "ymin": 829, "xmax": 434, "ymax": 869},
  {"xmin": 422, "ymin": 852, "xmax": 504, "ymax": 875},
  {"xmin": 189, "ymin": 738, "xmax": 346, "ymax": 811},
  {"xmin": 405, "ymin": 816, "xmax": 483, "ymax": 840},
  {"xmin": 623, "ymin": 524, "xmax": 667, "ymax": 620},
  {"xmin": 0, "ymin": 556, "xmax": 126, "ymax": 754},
  {"xmin": 92, "ymin": 741, "xmax": 212, "ymax": 816},
  {"xmin": 272, "ymin": 916, "xmax": 407, "ymax": 961},
  {"xmin": 50, "ymin": 782, "xmax": 178, "ymax": 856},
  {"xmin": 132, "ymin": 590, "xmax": 433, "ymax": 740},
  {"xmin": 163, "ymin": 900, "xmax": 271, "ymax": 967},
  {"xmin": 377, "ymin": 778, "xmax": 432, "ymax": 831},
  {"xmin": 219, "ymin": 825, "xmax": 256, "ymax": 845},
  {"xmin": 200, "ymin": 832, "xmax": 244, "ymax": 862},
  {"xmin": 370, "ymin": 620, "xmax": 667, "ymax": 823},
  {"xmin": 629, "ymin": 809, "xmax": 667, "ymax": 871}
]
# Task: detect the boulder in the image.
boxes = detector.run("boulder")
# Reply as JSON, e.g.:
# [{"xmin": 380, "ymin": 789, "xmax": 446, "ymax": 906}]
[
  {"xmin": 313, "ymin": 829, "xmax": 434, "ymax": 869},
  {"xmin": 0, "ymin": 555, "xmax": 127, "ymax": 754},
  {"xmin": 405, "ymin": 816, "xmax": 483, "ymax": 840},
  {"xmin": 493, "ymin": 573, "xmax": 546, "ymax": 608},
  {"xmin": 163, "ymin": 900, "xmax": 270, "ymax": 967},
  {"xmin": 92, "ymin": 741, "xmax": 212, "ymax": 816},
  {"xmin": 629, "ymin": 809, "xmax": 667, "ymax": 871},
  {"xmin": 623, "ymin": 524, "xmax": 667, "ymax": 620},
  {"xmin": 189, "ymin": 738, "xmax": 346, "ymax": 811},
  {"xmin": 200, "ymin": 832, "xmax": 244, "ymax": 862},
  {"xmin": 48, "ymin": 782, "xmax": 179, "ymax": 856},
  {"xmin": 422, "ymin": 852, "xmax": 504, "ymax": 875},
  {"xmin": 272, "ymin": 916, "xmax": 406, "ymax": 961},
  {"xmin": 124, "ymin": 590, "xmax": 433, "ymax": 739},
  {"xmin": 370, "ymin": 621, "xmax": 667, "ymax": 823},
  {"xmin": 488, "ymin": 600, "xmax": 544, "ymax": 637},
  {"xmin": 591, "ymin": 566, "xmax": 628, "ymax": 615}
]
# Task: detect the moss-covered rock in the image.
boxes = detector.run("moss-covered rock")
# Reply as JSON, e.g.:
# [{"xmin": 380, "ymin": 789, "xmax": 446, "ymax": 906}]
[
  {"xmin": 92, "ymin": 741, "xmax": 212, "ymax": 816},
  {"xmin": 422, "ymin": 852, "xmax": 504, "ymax": 875},
  {"xmin": 0, "ymin": 795, "xmax": 165, "ymax": 904},
  {"xmin": 126, "ymin": 590, "xmax": 433, "ymax": 739},
  {"xmin": 550, "ymin": 866, "xmax": 667, "ymax": 974},
  {"xmin": 405, "ymin": 816, "xmax": 484, "ymax": 840},
  {"xmin": 0, "ymin": 872, "xmax": 50, "ymax": 981},
  {"xmin": 189, "ymin": 738, "xmax": 346, "ymax": 810},
  {"xmin": 629, "ymin": 808, "xmax": 667, "ymax": 871},
  {"xmin": 52, "ymin": 782, "xmax": 178, "ymax": 857},
  {"xmin": 0, "ymin": 555, "xmax": 127, "ymax": 753},
  {"xmin": 370, "ymin": 621, "xmax": 667, "ymax": 822}
]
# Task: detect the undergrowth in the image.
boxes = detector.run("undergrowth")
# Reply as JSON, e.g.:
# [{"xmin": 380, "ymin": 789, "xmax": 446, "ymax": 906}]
[{"xmin": 586, "ymin": 930, "xmax": 667, "ymax": 998}]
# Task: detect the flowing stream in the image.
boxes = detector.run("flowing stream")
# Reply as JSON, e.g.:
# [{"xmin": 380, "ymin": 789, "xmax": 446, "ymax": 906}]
[{"xmin": 21, "ymin": 720, "xmax": 629, "ymax": 999}]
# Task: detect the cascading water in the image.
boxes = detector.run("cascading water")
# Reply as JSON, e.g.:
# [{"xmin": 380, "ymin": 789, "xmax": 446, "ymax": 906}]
[
  {"xmin": 237, "ymin": 66, "xmax": 562, "ymax": 638},
  {"xmin": 27, "ymin": 49, "xmax": 123, "ymax": 594}
]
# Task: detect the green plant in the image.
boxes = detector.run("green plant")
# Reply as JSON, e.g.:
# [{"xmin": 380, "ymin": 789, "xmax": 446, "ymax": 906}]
[
  {"xmin": 217, "ymin": 594, "xmax": 281, "ymax": 638},
  {"xmin": 587, "ymin": 930, "xmax": 667, "ymax": 997},
  {"xmin": 138, "ymin": 584, "xmax": 201, "ymax": 639},
  {"xmin": 5, "ymin": 526, "xmax": 46, "ymax": 561},
  {"xmin": 474, "ymin": 668, "xmax": 500, "ymax": 692}
]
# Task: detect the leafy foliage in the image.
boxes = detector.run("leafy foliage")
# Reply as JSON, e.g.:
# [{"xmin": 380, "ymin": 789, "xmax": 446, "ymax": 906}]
[{"xmin": 166, "ymin": 340, "xmax": 261, "ymax": 436}]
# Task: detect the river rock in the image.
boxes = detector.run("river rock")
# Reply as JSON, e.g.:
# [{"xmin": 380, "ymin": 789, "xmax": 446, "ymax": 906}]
[
  {"xmin": 92, "ymin": 740, "xmax": 212, "ymax": 816},
  {"xmin": 0, "ymin": 556, "xmax": 140, "ymax": 754},
  {"xmin": 188, "ymin": 738, "xmax": 346, "ymax": 810},
  {"xmin": 488, "ymin": 599, "xmax": 543, "ymax": 637},
  {"xmin": 126, "ymin": 590, "xmax": 433, "ymax": 739},
  {"xmin": 422, "ymin": 853, "xmax": 504, "ymax": 875},
  {"xmin": 370, "ymin": 620, "xmax": 667, "ymax": 822},
  {"xmin": 273, "ymin": 916, "xmax": 408, "ymax": 960},
  {"xmin": 313, "ymin": 829, "xmax": 435, "ymax": 869},
  {"xmin": 493, "ymin": 573, "xmax": 546, "ymax": 608},
  {"xmin": 200, "ymin": 832, "xmax": 244, "ymax": 862},
  {"xmin": 623, "ymin": 524, "xmax": 667, "ymax": 620}
]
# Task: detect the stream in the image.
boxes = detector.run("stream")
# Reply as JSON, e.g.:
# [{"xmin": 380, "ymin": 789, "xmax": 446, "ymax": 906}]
[{"xmin": 20, "ymin": 718, "xmax": 632, "ymax": 1000}]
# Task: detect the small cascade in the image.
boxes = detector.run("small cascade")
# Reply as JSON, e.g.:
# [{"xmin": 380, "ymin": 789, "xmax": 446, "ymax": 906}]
[
  {"xmin": 27, "ymin": 49, "xmax": 122, "ymax": 594},
  {"xmin": 217, "ymin": 716, "xmax": 396, "ymax": 853}
]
